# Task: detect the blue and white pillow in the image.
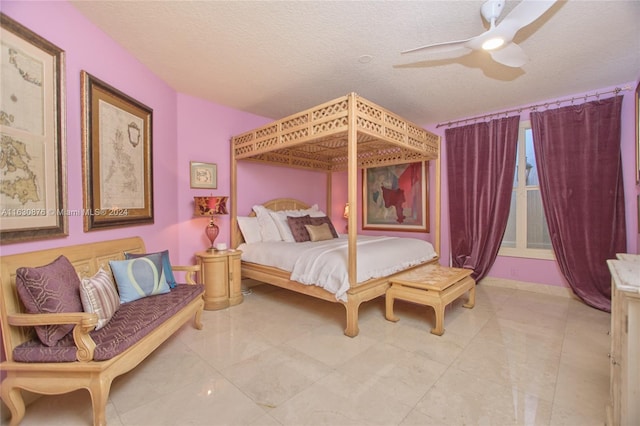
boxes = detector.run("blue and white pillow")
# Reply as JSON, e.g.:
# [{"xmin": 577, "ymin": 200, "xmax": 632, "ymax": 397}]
[
  {"xmin": 125, "ymin": 249, "xmax": 177, "ymax": 288},
  {"xmin": 109, "ymin": 253, "xmax": 170, "ymax": 303}
]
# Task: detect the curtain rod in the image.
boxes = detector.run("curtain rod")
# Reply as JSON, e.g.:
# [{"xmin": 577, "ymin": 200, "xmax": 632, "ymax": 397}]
[{"xmin": 436, "ymin": 86, "xmax": 632, "ymax": 129}]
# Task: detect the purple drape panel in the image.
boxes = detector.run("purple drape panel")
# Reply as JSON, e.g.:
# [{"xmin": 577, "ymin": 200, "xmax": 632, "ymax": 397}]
[
  {"xmin": 531, "ymin": 97, "xmax": 625, "ymax": 312},
  {"xmin": 445, "ymin": 116, "xmax": 519, "ymax": 281}
]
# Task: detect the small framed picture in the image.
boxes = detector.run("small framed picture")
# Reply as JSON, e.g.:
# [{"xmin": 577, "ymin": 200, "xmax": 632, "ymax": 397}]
[{"xmin": 190, "ymin": 162, "xmax": 217, "ymax": 189}]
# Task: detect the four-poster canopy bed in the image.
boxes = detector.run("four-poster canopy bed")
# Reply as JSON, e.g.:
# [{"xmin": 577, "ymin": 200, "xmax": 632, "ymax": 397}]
[{"xmin": 230, "ymin": 92, "xmax": 442, "ymax": 336}]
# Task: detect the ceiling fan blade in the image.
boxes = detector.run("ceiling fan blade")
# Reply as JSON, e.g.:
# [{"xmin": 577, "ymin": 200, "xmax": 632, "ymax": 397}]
[
  {"xmin": 401, "ymin": 36, "xmax": 473, "ymax": 55},
  {"xmin": 489, "ymin": 42, "xmax": 529, "ymax": 67},
  {"xmin": 499, "ymin": 0, "xmax": 557, "ymax": 33}
]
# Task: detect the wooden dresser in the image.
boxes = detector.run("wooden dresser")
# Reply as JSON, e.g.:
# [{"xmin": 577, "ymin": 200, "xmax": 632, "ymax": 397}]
[{"xmin": 606, "ymin": 253, "xmax": 640, "ymax": 426}]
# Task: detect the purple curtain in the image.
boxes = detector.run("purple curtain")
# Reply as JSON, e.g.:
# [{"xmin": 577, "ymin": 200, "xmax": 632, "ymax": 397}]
[
  {"xmin": 446, "ymin": 116, "xmax": 519, "ymax": 281},
  {"xmin": 531, "ymin": 97, "xmax": 625, "ymax": 312}
]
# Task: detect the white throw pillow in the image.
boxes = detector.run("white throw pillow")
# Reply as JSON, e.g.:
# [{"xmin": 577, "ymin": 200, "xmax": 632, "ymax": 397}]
[
  {"xmin": 237, "ymin": 216, "xmax": 262, "ymax": 244},
  {"xmin": 252, "ymin": 205, "xmax": 282, "ymax": 241},
  {"xmin": 80, "ymin": 268, "xmax": 120, "ymax": 330}
]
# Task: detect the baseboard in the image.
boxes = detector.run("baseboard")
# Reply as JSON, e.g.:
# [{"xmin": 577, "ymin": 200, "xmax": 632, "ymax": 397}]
[{"xmin": 480, "ymin": 276, "xmax": 578, "ymax": 300}]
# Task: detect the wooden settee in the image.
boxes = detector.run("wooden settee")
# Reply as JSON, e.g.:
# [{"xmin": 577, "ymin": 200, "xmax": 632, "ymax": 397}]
[{"xmin": 0, "ymin": 237, "xmax": 205, "ymax": 426}]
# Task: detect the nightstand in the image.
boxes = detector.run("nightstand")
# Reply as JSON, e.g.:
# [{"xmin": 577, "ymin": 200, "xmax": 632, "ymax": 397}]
[{"xmin": 195, "ymin": 249, "xmax": 242, "ymax": 310}]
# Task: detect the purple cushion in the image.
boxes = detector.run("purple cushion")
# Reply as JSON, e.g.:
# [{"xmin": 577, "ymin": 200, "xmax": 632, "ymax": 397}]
[
  {"xmin": 309, "ymin": 216, "xmax": 338, "ymax": 238},
  {"xmin": 13, "ymin": 284, "xmax": 204, "ymax": 362},
  {"xmin": 287, "ymin": 215, "xmax": 313, "ymax": 242},
  {"xmin": 15, "ymin": 255, "xmax": 83, "ymax": 346}
]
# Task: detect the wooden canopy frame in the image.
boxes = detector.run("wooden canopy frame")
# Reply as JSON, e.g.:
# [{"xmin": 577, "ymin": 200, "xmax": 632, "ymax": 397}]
[{"xmin": 230, "ymin": 92, "xmax": 441, "ymax": 336}]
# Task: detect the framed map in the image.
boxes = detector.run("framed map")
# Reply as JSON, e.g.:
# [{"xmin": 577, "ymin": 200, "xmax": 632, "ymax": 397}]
[
  {"xmin": 81, "ymin": 71, "xmax": 153, "ymax": 231},
  {"xmin": 362, "ymin": 161, "xmax": 429, "ymax": 232},
  {"xmin": 0, "ymin": 14, "xmax": 68, "ymax": 244}
]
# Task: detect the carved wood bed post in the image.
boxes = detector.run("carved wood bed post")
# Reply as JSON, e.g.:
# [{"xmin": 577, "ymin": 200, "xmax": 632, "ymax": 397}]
[
  {"xmin": 230, "ymin": 137, "xmax": 238, "ymax": 249},
  {"xmin": 435, "ymin": 137, "xmax": 441, "ymax": 257},
  {"xmin": 347, "ymin": 92, "xmax": 358, "ymax": 287}
]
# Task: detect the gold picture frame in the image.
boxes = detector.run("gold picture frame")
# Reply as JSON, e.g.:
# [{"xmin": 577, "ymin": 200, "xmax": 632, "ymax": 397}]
[
  {"xmin": 362, "ymin": 161, "xmax": 429, "ymax": 232},
  {"xmin": 0, "ymin": 14, "xmax": 68, "ymax": 244},
  {"xmin": 81, "ymin": 71, "xmax": 153, "ymax": 231},
  {"xmin": 190, "ymin": 161, "xmax": 217, "ymax": 189}
]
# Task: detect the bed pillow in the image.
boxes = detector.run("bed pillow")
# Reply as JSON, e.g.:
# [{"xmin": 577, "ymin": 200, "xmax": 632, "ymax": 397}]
[
  {"xmin": 287, "ymin": 215, "xmax": 313, "ymax": 242},
  {"xmin": 309, "ymin": 216, "xmax": 339, "ymax": 238},
  {"xmin": 237, "ymin": 216, "xmax": 262, "ymax": 244},
  {"xmin": 305, "ymin": 223, "xmax": 335, "ymax": 242},
  {"xmin": 305, "ymin": 204, "xmax": 327, "ymax": 218},
  {"xmin": 269, "ymin": 210, "xmax": 309, "ymax": 242},
  {"xmin": 80, "ymin": 267, "xmax": 120, "ymax": 330},
  {"xmin": 15, "ymin": 255, "xmax": 84, "ymax": 346},
  {"xmin": 252, "ymin": 205, "xmax": 282, "ymax": 241},
  {"xmin": 267, "ymin": 204, "xmax": 326, "ymax": 241},
  {"xmin": 125, "ymin": 249, "xmax": 177, "ymax": 288},
  {"xmin": 109, "ymin": 253, "xmax": 170, "ymax": 303}
]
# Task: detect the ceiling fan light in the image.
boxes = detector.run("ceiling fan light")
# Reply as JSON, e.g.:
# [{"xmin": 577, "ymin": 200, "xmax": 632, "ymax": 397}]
[{"xmin": 482, "ymin": 37, "xmax": 505, "ymax": 51}]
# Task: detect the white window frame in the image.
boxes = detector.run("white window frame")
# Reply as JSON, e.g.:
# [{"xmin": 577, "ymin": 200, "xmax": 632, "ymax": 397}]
[{"xmin": 499, "ymin": 120, "xmax": 555, "ymax": 261}]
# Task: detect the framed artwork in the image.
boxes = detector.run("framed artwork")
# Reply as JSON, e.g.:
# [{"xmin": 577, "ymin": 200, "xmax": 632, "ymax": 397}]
[
  {"xmin": 190, "ymin": 161, "xmax": 217, "ymax": 189},
  {"xmin": 0, "ymin": 14, "xmax": 68, "ymax": 244},
  {"xmin": 81, "ymin": 71, "xmax": 154, "ymax": 231},
  {"xmin": 362, "ymin": 161, "xmax": 429, "ymax": 232},
  {"xmin": 636, "ymin": 81, "xmax": 640, "ymax": 184}
]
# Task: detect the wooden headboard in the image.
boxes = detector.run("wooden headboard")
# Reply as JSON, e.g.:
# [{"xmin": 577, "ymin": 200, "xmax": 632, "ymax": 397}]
[{"xmin": 233, "ymin": 198, "xmax": 311, "ymax": 247}]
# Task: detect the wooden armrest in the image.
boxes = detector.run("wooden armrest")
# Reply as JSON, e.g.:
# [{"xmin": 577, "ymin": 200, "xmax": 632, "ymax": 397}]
[
  {"xmin": 8, "ymin": 312, "xmax": 98, "ymax": 362},
  {"xmin": 172, "ymin": 264, "xmax": 201, "ymax": 285},
  {"xmin": 8, "ymin": 312, "xmax": 97, "ymax": 327}
]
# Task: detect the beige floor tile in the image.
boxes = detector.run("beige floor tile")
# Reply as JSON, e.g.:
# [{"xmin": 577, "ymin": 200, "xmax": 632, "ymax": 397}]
[
  {"xmin": 220, "ymin": 344, "xmax": 332, "ymax": 408},
  {"xmin": 118, "ymin": 374, "xmax": 266, "ymax": 425},
  {"xmin": 269, "ymin": 370, "xmax": 413, "ymax": 425},
  {"xmin": 453, "ymin": 338, "xmax": 561, "ymax": 402},
  {"xmin": 414, "ymin": 367, "xmax": 554, "ymax": 425},
  {"xmin": 337, "ymin": 342, "xmax": 449, "ymax": 406}
]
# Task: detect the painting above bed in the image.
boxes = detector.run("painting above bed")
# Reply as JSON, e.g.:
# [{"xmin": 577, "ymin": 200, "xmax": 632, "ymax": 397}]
[{"xmin": 363, "ymin": 161, "xmax": 428, "ymax": 232}]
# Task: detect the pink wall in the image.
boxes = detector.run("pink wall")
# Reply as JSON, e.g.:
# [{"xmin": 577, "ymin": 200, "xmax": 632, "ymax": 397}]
[
  {"xmin": 1, "ymin": 1, "xmax": 179, "ymax": 257},
  {"xmin": 175, "ymin": 93, "xmax": 328, "ymax": 264}
]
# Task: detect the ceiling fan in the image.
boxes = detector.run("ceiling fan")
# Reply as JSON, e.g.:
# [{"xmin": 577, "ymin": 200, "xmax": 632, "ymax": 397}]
[{"xmin": 401, "ymin": 0, "xmax": 557, "ymax": 68}]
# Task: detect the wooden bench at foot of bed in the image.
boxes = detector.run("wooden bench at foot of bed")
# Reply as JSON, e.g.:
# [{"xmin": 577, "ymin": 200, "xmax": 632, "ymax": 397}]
[{"xmin": 385, "ymin": 263, "xmax": 476, "ymax": 336}]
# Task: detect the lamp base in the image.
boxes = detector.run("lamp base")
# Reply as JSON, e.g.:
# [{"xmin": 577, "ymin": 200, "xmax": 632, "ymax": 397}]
[{"xmin": 205, "ymin": 218, "xmax": 219, "ymax": 251}]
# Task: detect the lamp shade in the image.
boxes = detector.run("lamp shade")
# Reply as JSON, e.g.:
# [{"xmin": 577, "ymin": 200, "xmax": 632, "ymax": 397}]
[{"xmin": 194, "ymin": 196, "xmax": 228, "ymax": 216}]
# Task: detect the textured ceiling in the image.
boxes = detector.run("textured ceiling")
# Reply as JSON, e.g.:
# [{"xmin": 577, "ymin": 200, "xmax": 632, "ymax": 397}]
[{"xmin": 70, "ymin": 0, "xmax": 640, "ymax": 125}]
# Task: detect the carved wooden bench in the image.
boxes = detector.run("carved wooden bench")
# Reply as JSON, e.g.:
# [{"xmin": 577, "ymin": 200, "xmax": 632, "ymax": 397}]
[
  {"xmin": 0, "ymin": 237, "xmax": 204, "ymax": 425},
  {"xmin": 385, "ymin": 263, "xmax": 475, "ymax": 335}
]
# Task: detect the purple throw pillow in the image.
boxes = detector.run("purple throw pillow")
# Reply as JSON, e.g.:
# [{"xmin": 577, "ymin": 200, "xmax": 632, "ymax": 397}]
[
  {"xmin": 15, "ymin": 255, "xmax": 83, "ymax": 346},
  {"xmin": 287, "ymin": 215, "xmax": 313, "ymax": 242}
]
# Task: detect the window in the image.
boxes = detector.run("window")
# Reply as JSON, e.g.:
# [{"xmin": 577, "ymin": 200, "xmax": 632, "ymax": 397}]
[{"xmin": 500, "ymin": 120, "xmax": 554, "ymax": 260}]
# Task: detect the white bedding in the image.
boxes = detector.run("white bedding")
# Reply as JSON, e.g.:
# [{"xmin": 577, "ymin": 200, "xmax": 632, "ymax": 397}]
[{"xmin": 238, "ymin": 235, "xmax": 437, "ymax": 301}]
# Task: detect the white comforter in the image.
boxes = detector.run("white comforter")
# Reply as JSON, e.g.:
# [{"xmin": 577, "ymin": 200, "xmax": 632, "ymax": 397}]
[{"xmin": 238, "ymin": 235, "xmax": 437, "ymax": 301}]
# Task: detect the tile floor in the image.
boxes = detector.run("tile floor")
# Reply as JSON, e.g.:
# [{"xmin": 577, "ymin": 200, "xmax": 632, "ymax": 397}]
[{"xmin": 1, "ymin": 279, "xmax": 611, "ymax": 426}]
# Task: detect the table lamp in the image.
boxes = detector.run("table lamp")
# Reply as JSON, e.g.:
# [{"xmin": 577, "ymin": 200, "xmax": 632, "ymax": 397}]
[{"xmin": 194, "ymin": 196, "xmax": 228, "ymax": 251}]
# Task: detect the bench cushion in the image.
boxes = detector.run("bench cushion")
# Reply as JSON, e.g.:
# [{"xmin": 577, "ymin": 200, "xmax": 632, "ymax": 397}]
[{"xmin": 13, "ymin": 284, "xmax": 204, "ymax": 363}]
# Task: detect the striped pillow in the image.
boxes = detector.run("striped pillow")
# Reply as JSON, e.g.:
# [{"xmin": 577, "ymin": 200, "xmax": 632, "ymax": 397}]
[{"xmin": 80, "ymin": 268, "xmax": 120, "ymax": 330}]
